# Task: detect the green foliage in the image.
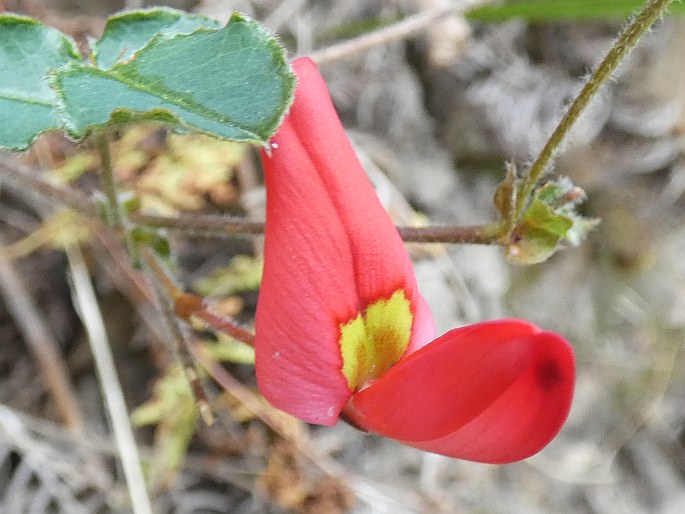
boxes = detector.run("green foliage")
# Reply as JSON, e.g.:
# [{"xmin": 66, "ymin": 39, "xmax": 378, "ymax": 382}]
[
  {"xmin": 466, "ymin": 0, "xmax": 685, "ymax": 23},
  {"xmin": 131, "ymin": 227, "xmax": 171, "ymax": 260},
  {"xmin": 93, "ymin": 8, "xmax": 221, "ymax": 69},
  {"xmin": 54, "ymin": 12, "xmax": 294, "ymax": 142},
  {"xmin": 0, "ymin": 15, "xmax": 80, "ymax": 150},
  {"xmin": 0, "ymin": 9, "xmax": 295, "ymax": 150},
  {"xmin": 131, "ymin": 365, "xmax": 198, "ymax": 488}
]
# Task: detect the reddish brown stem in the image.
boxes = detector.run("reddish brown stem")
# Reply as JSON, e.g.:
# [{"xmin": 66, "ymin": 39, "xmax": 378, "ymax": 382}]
[
  {"xmin": 0, "ymin": 158, "xmax": 97, "ymax": 215},
  {"xmin": 1, "ymin": 158, "xmax": 505, "ymax": 245},
  {"xmin": 193, "ymin": 309, "xmax": 255, "ymax": 347},
  {"xmin": 139, "ymin": 247, "xmax": 215, "ymax": 425},
  {"xmin": 140, "ymin": 245, "xmax": 256, "ymax": 347},
  {"xmin": 131, "ymin": 211, "xmax": 503, "ymax": 245}
]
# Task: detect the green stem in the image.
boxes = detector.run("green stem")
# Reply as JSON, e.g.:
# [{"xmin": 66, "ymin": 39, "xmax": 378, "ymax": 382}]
[
  {"xmin": 515, "ymin": 0, "xmax": 675, "ymax": 217},
  {"xmin": 96, "ymin": 131, "xmax": 139, "ymax": 260},
  {"xmin": 96, "ymin": 131, "xmax": 124, "ymax": 228}
]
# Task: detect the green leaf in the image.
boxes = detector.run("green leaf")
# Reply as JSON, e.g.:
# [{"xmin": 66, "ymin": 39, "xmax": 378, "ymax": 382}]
[
  {"xmin": 53, "ymin": 13, "xmax": 295, "ymax": 144},
  {"xmin": 507, "ymin": 225, "xmax": 562, "ymax": 265},
  {"xmin": 466, "ymin": 0, "xmax": 685, "ymax": 23},
  {"xmin": 93, "ymin": 8, "xmax": 221, "ymax": 69},
  {"xmin": 524, "ymin": 199, "xmax": 574, "ymax": 237},
  {"xmin": 131, "ymin": 227, "xmax": 171, "ymax": 259},
  {"xmin": 534, "ymin": 176, "xmax": 582, "ymax": 206},
  {"xmin": 0, "ymin": 15, "xmax": 80, "ymax": 150}
]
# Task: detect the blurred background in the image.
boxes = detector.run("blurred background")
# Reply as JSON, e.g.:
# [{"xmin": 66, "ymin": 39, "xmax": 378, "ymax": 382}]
[{"xmin": 1, "ymin": 0, "xmax": 685, "ymax": 512}]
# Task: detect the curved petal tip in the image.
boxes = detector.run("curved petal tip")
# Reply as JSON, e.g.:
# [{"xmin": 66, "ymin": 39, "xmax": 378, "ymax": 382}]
[{"xmin": 346, "ymin": 319, "xmax": 575, "ymax": 463}]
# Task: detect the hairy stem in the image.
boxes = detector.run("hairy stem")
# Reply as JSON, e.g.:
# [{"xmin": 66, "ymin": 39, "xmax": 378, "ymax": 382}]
[
  {"xmin": 139, "ymin": 243, "xmax": 256, "ymax": 346},
  {"xmin": 0, "ymin": 159, "xmax": 505, "ymax": 245},
  {"xmin": 193, "ymin": 309, "xmax": 255, "ymax": 347},
  {"xmin": 95, "ymin": 133, "xmax": 142, "ymax": 261},
  {"xmin": 131, "ymin": 211, "xmax": 503, "ymax": 245},
  {"xmin": 516, "ymin": 0, "xmax": 675, "ymax": 216},
  {"xmin": 398, "ymin": 222, "xmax": 503, "ymax": 244}
]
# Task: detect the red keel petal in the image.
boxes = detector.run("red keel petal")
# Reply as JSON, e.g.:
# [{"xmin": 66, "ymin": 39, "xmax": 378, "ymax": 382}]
[
  {"xmin": 407, "ymin": 330, "xmax": 575, "ymax": 463},
  {"xmin": 345, "ymin": 319, "xmax": 575, "ymax": 463}
]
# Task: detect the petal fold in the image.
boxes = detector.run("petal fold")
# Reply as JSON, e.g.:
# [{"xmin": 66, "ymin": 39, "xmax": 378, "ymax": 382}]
[{"xmin": 345, "ymin": 319, "xmax": 574, "ymax": 463}]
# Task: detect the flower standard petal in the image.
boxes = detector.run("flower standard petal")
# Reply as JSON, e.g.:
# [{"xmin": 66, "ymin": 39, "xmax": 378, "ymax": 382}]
[
  {"xmin": 344, "ymin": 319, "xmax": 575, "ymax": 462},
  {"xmin": 285, "ymin": 58, "xmax": 435, "ymax": 352},
  {"xmin": 255, "ymin": 115, "xmax": 360, "ymax": 426},
  {"xmin": 256, "ymin": 57, "xmax": 435, "ymax": 425}
]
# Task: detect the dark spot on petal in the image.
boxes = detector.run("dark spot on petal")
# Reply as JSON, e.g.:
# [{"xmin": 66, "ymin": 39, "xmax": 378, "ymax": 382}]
[{"xmin": 536, "ymin": 359, "xmax": 563, "ymax": 391}]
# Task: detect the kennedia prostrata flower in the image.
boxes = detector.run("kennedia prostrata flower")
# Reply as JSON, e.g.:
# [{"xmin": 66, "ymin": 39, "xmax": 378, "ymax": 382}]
[{"xmin": 255, "ymin": 57, "xmax": 575, "ymax": 464}]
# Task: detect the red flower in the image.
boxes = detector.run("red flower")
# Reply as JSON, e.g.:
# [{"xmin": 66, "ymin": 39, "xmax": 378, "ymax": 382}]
[{"xmin": 255, "ymin": 57, "xmax": 575, "ymax": 464}]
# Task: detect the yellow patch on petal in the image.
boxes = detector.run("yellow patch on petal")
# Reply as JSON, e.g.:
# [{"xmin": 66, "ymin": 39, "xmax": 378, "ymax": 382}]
[{"xmin": 339, "ymin": 289, "xmax": 413, "ymax": 391}]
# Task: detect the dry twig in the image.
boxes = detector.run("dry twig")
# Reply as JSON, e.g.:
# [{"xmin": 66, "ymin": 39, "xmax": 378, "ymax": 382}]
[
  {"xmin": 308, "ymin": 0, "xmax": 489, "ymax": 65},
  {"xmin": 66, "ymin": 244, "xmax": 153, "ymax": 514},
  {"xmin": 0, "ymin": 245, "xmax": 85, "ymax": 433}
]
